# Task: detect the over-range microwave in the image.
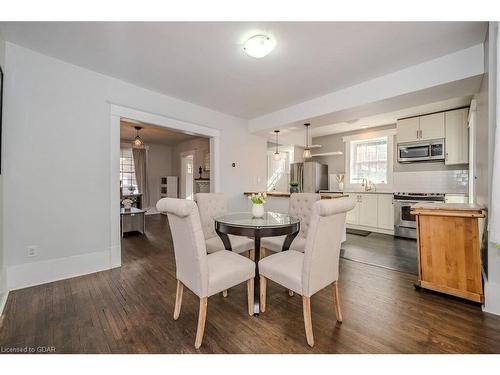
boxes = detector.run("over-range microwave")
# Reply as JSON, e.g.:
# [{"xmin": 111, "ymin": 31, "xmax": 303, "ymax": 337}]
[{"xmin": 397, "ymin": 139, "xmax": 445, "ymax": 163}]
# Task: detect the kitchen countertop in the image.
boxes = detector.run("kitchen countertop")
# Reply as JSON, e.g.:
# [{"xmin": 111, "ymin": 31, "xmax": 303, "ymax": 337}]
[
  {"xmin": 321, "ymin": 190, "xmax": 393, "ymax": 195},
  {"xmin": 411, "ymin": 203, "xmax": 485, "ymax": 211},
  {"xmin": 411, "ymin": 203, "xmax": 486, "ymax": 218},
  {"xmin": 243, "ymin": 192, "xmax": 347, "ymax": 199}
]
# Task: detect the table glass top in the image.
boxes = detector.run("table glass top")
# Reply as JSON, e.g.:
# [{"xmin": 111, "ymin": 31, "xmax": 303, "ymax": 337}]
[{"xmin": 215, "ymin": 212, "xmax": 300, "ymax": 228}]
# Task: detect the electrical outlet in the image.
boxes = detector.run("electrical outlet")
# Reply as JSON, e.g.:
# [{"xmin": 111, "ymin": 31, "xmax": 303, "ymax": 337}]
[{"xmin": 27, "ymin": 245, "xmax": 38, "ymax": 257}]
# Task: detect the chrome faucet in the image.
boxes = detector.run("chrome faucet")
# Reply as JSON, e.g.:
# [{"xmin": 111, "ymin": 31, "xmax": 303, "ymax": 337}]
[{"xmin": 362, "ymin": 178, "xmax": 374, "ymax": 192}]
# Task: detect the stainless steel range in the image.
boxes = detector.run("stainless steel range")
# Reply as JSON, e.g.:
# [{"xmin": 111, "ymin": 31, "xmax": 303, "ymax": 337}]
[{"xmin": 393, "ymin": 192, "xmax": 445, "ymax": 239}]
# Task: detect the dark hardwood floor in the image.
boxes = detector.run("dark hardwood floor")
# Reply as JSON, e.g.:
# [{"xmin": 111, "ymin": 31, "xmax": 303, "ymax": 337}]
[
  {"xmin": 341, "ymin": 232, "xmax": 418, "ymax": 275},
  {"xmin": 1, "ymin": 214, "xmax": 500, "ymax": 353}
]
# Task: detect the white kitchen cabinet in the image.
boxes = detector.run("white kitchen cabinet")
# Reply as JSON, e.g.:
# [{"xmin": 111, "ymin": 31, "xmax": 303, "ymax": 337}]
[
  {"xmin": 358, "ymin": 194, "xmax": 378, "ymax": 227},
  {"xmin": 346, "ymin": 194, "xmax": 360, "ymax": 225},
  {"xmin": 397, "ymin": 117, "xmax": 420, "ymax": 143},
  {"xmin": 377, "ymin": 194, "xmax": 394, "ymax": 230},
  {"xmin": 344, "ymin": 192, "xmax": 394, "ymax": 234},
  {"xmin": 419, "ymin": 112, "xmax": 445, "ymax": 141},
  {"xmin": 397, "ymin": 113, "xmax": 445, "ymax": 144},
  {"xmin": 445, "ymin": 108, "xmax": 469, "ymax": 165}
]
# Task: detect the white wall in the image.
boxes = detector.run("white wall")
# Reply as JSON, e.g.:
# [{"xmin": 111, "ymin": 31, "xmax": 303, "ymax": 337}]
[
  {"xmin": 0, "ymin": 32, "xmax": 6, "ymax": 314},
  {"xmin": 2, "ymin": 43, "xmax": 267, "ymax": 290},
  {"xmin": 483, "ymin": 22, "xmax": 500, "ymax": 315},
  {"xmin": 147, "ymin": 143, "xmax": 173, "ymax": 213},
  {"xmin": 171, "ymin": 137, "xmax": 209, "ymax": 178}
]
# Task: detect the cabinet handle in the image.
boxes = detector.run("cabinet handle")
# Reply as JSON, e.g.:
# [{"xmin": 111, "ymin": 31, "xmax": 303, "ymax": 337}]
[{"xmin": 416, "ymin": 130, "xmax": 419, "ymax": 139}]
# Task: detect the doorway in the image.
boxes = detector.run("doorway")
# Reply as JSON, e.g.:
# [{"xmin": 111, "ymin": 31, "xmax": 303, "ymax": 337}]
[
  {"xmin": 180, "ymin": 152, "xmax": 195, "ymax": 200},
  {"xmin": 110, "ymin": 104, "xmax": 221, "ymax": 269}
]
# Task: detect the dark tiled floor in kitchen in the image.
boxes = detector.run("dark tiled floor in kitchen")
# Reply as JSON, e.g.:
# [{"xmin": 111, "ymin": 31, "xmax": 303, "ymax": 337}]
[{"xmin": 341, "ymin": 232, "xmax": 418, "ymax": 275}]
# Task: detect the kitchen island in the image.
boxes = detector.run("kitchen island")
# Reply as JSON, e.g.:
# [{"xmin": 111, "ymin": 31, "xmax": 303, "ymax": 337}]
[{"xmin": 411, "ymin": 203, "xmax": 486, "ymax": 303}]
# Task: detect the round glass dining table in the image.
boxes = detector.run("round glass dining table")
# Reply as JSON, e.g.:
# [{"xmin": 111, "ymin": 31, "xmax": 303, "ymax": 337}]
[{"xmin": 214, "ymin": 212, "xmax": 300, "ymax": 315}]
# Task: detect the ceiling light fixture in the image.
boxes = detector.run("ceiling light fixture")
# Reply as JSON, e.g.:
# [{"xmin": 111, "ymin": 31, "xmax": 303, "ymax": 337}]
[
  {"xmin": 132, "ymin": 126, "xmax": 145, "ymax": 149},
  {"xmin": 273, "ymin": 130, "xmax": 281, "ymax": 161},
  {"xmin": 303, "ymin": 123, "xmax": 312, "ymax": 159},
  {"xmin": 244, "ymin": 35, "xmax": 275, "ymax": 58}
]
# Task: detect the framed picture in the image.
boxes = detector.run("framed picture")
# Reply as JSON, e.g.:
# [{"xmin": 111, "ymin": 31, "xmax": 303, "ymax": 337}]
[{"xmin": 0, "ymin": 65, "xmax": 3, "ymax": 175}]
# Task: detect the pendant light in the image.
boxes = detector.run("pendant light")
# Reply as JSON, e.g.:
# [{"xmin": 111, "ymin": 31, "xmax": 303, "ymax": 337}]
[
  {"xmin": 302, "ymin": 123, "xmax": 312, "ymax": 159},
  {"xmin": 132, "ymin": 126, "xmax": 145, "ymax": 149},
  {"xmin": 273, "ymin": 130, "xmax": 281, "ymax": 161}
]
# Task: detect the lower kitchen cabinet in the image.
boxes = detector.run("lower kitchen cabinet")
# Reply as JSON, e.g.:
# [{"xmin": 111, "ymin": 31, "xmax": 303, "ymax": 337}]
[
  {"xmin": 345, "ymin": 193, "xmax": 394, "ymax": 234},
  {"xmin": 359, "ymin": 194, "xmax": 378, "ymax": 227},
  {"xmin": 346, "ymin": 197, "xmax": 360, "ymax": 225},
  {"xmin": 377, "ymin": 194, "xmax": 394, "ymax": 230}
]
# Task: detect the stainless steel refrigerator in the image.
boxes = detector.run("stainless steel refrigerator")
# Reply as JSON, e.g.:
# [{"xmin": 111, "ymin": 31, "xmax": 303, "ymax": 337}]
[{"xmin": 290, "ymin": 161, "xmax": 328, "ymax": 193}]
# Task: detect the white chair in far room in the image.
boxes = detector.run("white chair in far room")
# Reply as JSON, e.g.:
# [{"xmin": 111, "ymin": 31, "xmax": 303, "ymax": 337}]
[
  {"xmin": 258, "ymin": 197, "xmax": 355, "ymax": 347},
  {"xmin": 156, "ymin": 198, "xmax": 255, "ymax": 349}
]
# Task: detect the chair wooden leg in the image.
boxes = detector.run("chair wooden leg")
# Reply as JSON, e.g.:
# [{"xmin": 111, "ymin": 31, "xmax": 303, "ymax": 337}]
[
  {"xmin": 222, "ymin": 289, "xmax": 228, "ymax": 297},
  {"xmin": 332, "ymin": 281, "xmax": 342, "ymax": 323},
  {"xmin": 260, "ymin": 276, "xmax": 267, "ymax": 313},
  {"xmin": 288, "ymin": 290, "xmax": 294, "ymax": 297},
  {"xmin": 302, "ymin": 296, "xmax": 314, "ymax": 347},
  {"xmin": 195, "ymin": 297, "xmax": 208, "ymax": 349},
  {"xmin": 248, "ymin": 250, "xmax": 255, "ymax": 261},
  {"xmin": 247, "ymin": 279, "xmax": 254, "ymax": 316},
  {"xmin": 260, "ymin": 247, "xmax": 267, "ymax": 259},
  {"xmin": 173, "ymin": 280, "xmax": 184, "ymax": 320}
]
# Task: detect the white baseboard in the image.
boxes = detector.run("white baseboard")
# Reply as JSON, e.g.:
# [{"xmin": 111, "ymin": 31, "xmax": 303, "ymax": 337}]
[
  {"xmin": 347, "ymin": 224, "xmax": 394, "ymax": 236},
  {"xmin": 483, "ymin": 280, "xmax": 500, "ymax": 316},
  {"xmin": 7, "ymin": 250, "xmax": 113, "ymax": 291},
  {"xmin": 0, "ymin": 290, "xmax": 9, "ymax": 317}
]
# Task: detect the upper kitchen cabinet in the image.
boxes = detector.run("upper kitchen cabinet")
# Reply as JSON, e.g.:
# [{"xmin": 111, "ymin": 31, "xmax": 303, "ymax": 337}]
[
  {"xmin": 445, "ymin": 108, "xmax": 469, "ymax": 165},
  {"xmin": 397, "ymin": 117, "xmax": 420, "ymax": 143},
  {"xmin": 397, "ymin": 113, "xmax": 445, "ymax": 144},
  {"xmin": 419, "ymin": 112, "xmax": 445, "ymax": 141}
]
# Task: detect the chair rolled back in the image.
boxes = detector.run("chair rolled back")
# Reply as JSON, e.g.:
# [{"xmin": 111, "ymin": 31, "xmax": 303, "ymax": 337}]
[
  {"xmin": 156, "ymin": 198, "xmax": 209, "ymax": 297},
  {"xmin": 301, "ymin": 197, "xmax": 356, "ymax": 297},
  {"xmin": 194, "ymin": 193, "xmax": 228, "ymax": 239},
  {"xmin": 289, "ymin": 193, "xmax": 321, "ymax": 237}
]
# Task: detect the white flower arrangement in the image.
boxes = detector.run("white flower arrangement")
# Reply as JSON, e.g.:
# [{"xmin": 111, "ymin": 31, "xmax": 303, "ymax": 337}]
[
  {"xmin": 122, "ymin": 198, "xmax": 134, "ymax": 208},
  {"xmin": 249, "ymin": 192, "xmax": 266, "ymax": 205}
]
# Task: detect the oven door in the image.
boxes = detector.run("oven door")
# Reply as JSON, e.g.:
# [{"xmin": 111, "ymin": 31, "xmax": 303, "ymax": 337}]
[
  {"xmin": 394, "ymin": 200, "xmax": 420, "ymax": 229},
  {"xmin": 398, "ymin": 142, "xmax": 430, "ymax": 162}
]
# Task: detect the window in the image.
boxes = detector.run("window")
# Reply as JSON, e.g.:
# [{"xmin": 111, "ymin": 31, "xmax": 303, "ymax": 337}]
[
  {"xmin": 120, "ymin": 148, "xmax": 137, "ymax": 192},
  {"xmin": 349, "ymin": 136, "xmax": 389, "ymax": 185}
]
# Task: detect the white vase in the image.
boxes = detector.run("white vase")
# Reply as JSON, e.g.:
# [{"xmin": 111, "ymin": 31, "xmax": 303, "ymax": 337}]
[
  {"xmin": 123, "ymin": 202, "xmax": 132, "ymax": 209},
  {"xmin": 338, "ymin": 182, "xmax": 344, "ymax": 191},
  {"xmin": 252, "ymin": 203, "xmax": 265, "ymax": 218}
]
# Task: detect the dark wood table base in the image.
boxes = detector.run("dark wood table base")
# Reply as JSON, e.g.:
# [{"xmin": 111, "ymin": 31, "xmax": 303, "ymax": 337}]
[{"xmin": 216, "ymin": 222, "xmax": 299, "ymax": 315}]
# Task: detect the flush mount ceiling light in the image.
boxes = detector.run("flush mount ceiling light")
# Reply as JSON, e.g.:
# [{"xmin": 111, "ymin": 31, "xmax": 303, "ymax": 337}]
[
  {"xmin": 132, "ymin": 126, "xmax": 145, "ymax": 149},
  {"xmin": 303, "ymin": 123, "xmax": 312, "ymax": 159},
  {"xmin": 243, "ymin": 35, "xmax": 275, "ymax": 58},
  {"xmin": 273, "ymin": 130, "xmax": 281, "ymax": 161}
]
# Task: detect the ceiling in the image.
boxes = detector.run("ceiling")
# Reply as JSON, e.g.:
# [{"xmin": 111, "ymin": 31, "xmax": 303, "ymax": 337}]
[
  {"xmin": 120, "ymin": 120, "xmax": 203, "ymax": 146},
  {"xmin": 0, "ymin": 22, "xmax": 487, "ymax": 119},
  {"xmin": 310, "ymin": 95, "xmax": 473, "ymax": 138}
]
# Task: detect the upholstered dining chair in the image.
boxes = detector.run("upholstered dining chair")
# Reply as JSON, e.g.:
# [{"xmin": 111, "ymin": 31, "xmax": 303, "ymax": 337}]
[
  {"xmin": 156, "ymin": 198, "xmax": 255, "ymax": 349},
  {"xmin": 195, "ymin": 193, "xmax": 255, "ymax": 258},
  {"xmin": 260, "ymin": 193, "xmax": 320, "ymax": 258},
  {"xmin": 258, "ymin": 197, "xmax": 355, "ymax": 347}
]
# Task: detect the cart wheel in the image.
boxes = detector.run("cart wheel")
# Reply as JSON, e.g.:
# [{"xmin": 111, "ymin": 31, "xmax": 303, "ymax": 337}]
[{"xmin": 413, "ymin": 283, "xmax": 422, "ymax": 290}]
